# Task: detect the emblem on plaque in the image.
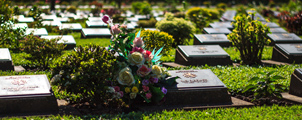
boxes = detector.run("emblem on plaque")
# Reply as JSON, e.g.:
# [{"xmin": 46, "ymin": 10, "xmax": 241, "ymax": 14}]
[
  {"xmin": 295, "ymin": 45, "xmax": 302, "ymax": 51},
  {"xmin": 183, "ymin": 73, "xmax": 197, "ymax": 78},
  {"xmin": 282, "ymin": 34, "xmax": 291, "ymax": 38},
  {"xmin": 198, "ymin": 47, "xmax": 207, "ymax": 50}
]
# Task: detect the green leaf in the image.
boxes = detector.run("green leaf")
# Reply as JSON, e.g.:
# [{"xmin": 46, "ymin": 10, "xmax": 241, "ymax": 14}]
[
  {"xmin": 271, "ymin": 75, "xmax": 285, "ymax": 80},
  {"xmin": 139, "ymin": 93, "xmax": 151, "ymax": 103},
  {"xmin": 166, "ymin": 76, "xmax": 179, "ymax": 86},
  {"xmin": 250, "ymin": 77, "xmax": 260, "ymax": 81},
  {"xmin": 243, "ymin": 84, "xmax": 257, "ymax": 93},
  {"xmin": 136, "ymin": 28, "xmax": 142, "ymax": 38},
  {"xmin": 150, "ymin": 86, "xmax": 164, "ymax": 103}
]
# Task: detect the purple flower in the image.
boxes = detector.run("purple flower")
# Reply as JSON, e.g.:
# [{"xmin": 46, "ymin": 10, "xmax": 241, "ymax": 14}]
[
  {"xmin": 102, "ymin": 15, "xmax": 110, "ymax": 24},
  {"xmin": 149, "ymin": 77, "xmax": 158, "ymax": 84},
  {"xmin": 142, "ymin": 79, "xmax": 149, "ymax": 86},
  {"xmin": 161, "ymin": 87, "xmax": 167, "ymax": 94}
]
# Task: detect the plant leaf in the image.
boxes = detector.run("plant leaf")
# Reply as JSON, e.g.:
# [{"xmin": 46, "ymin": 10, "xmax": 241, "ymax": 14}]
[
  {"xmin": 136, "ymin": 28, "xmax": 142, "ymax": 38},
  {"xmin": 271, "ymin": 75, "xmax": 285, "ymax": 80},
  {"xmin": 249, "ymin": 77, "xmax": 260, "ymax": 81},
  {"xmin": 150, "ymin": 86, "xmax": 164, "ymax": 103},
  {"xmin": 152, "ymin": 45, "xmax": 165, "ymax": 63}
]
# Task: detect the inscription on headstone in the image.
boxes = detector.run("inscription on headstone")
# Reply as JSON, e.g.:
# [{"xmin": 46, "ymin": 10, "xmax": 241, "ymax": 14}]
[
  {"xmin": 0, "ymin": 75, "xmax": 58, "ymax": 115},
  {"xmin": 194, "ymin": 34, "xmax": 231, "ymax": 47},
  {"xmin": 164, "ymin": 69, "xmax": 231, "ymax": 105},
  {"xmin": 268, "ymin": 33, "xmax": 302, "ymax": 45},
  {"xmin": 203, "ymin": 28, "xmax": 232, "ymax": 34}
]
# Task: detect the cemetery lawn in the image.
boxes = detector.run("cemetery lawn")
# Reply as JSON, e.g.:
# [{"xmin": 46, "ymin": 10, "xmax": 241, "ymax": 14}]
[{"xmin": 3, "ymin": 105, "xmax": 302, "ymax": 119}]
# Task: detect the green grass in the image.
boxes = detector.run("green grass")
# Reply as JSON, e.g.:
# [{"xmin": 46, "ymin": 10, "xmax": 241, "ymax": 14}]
[{"xmin": 3, "ymin": 105, "xmax": 302, "ymax": 119}]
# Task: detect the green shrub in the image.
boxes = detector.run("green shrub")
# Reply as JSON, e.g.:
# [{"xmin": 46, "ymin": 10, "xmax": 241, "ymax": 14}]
[
  {"xmin": 236, "ymin": 4, "xmax": 248, "ymax": 15},
  {"xmin": 227, "ymin": 13, "xmax": 270, "ymax": 65},
  {"xmin": 156, "ymin": 12, "xmax": 195, "ymax": 47},
  {"xmin": 203, "ymin": 1, "xmax": 211, "ymax": 8},
  {"xmin": 186, "ymin": 7, "xmax": 211, "ymax": 33},
  {"xmin": 137, "ymin": 18, "xmax": 157, "ymax": 28},
  {"xmin": 131, "ymin": 1, "xmax": 152, "ymax": 15},
  {"xmin": 0, "ymin": 22, "xmax": 26, "ymax": 51},
  {"xmin": 66, "ymin": 6, "xmax": 77, "ymax": 14},
  {"xmin": 0, "ymin": 0, "xmax": 13, "ymax": 24},
  {"xmin": 27, "ymin": 5, "xmax": 42, "ymax": 28},
  {"xmin": 140, "ymin": 30, "xmax": 174, "ymax": 55},
  {"xmin": 50, "ymin": 45, "xmax": 117, "ymax": 106},
  {"xmin": 19, "ymin": 34, "xmax": 66, "ymax": 70},
  {"xmin": 174, "ymin": 12, "xmax": 185, "ymax": 18},
  {"xmin": 216, "ymin": 3, "xmax": 227, "ymax": 10}
]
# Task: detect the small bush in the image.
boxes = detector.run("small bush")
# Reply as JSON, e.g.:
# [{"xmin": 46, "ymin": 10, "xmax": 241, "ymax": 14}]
[
  {"xmin": 227, "ymin": 13, "xmax": 270, "ymax": 65},
  {"xmin": 186, "ymin": 7, "xmax": 211, "ymax": 33},
  {"xmin": 156, "ymin": 12, "xmax": 195, "ymax": 47},
  {"xmin": 66, "ymin": 6, "xmax": 77, "ymax": 14},
  {"xmin": 174, "ymin": 12, "xmax": 185, "ymax": 18},
  {"xmin": 27, "ymin": 5, "xmax": 42, "ymax": 28},
  {"xmin": 50, "ymin": 45, "xmax": 117, "ymax": 106},
  {"xmin": 131, "ymin": 1, "xmax": 152, "ymax": 15},
  {"xmin": 216, "ymin": 3, "xmax": 227, "ymax": 10},
  {"xmin": 140, "ymin": 30, "xmax": 174, "ymax": 55},
  {"xmin": 137, "ymin": 18, "xmax": 157, "ymax": 28},
  {"xmin": 19, "ymin": 34, "xmax": 66, "ymax": 69}
]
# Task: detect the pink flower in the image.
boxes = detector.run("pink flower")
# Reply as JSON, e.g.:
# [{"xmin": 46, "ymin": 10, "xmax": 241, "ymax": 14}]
[
  {"xmin": 133, "ymin": 37, "xmax": 144, "ymax": 47},
  {"xmin": 111, "ymin": 24, "xmax": 122, "ymax": 35},
  {"xmin": 143, "ymin": 50, "xmax": 153, "ymax": 61},
  {"xmin": 137, "ymin": 64, "xmax": 152, "ymax": 77},
  {"xmin": 119, "ymin": 91, "xmax": 124, "ymax": 97},
  {"xmin": 130, "ymin": 47, "xmax": 144, "ymax": 54},
  {"xmin": 114, "ymin": 86, "xmax": 120, "ymax": 92},
  {"xmin": 120, "ymin": 24, "xmax": 127, "ymax": 29},
  {"xmin": 149, "ymin": 77, "xmax": 158, "ymax": 84},
  {"xmin": 102, "ymin": 15, "xmax": 110, "ymax": 24},
  {"xmin": 142, "ymin": 79, "xmax": 149, "ymax": 86},
  {"xmin": 142, "ymin": 85, "xmax": 149, "ymax": 92},
  {"xmin": 146, "ymin": 92, "xmax": 152, "ymax": 99}
]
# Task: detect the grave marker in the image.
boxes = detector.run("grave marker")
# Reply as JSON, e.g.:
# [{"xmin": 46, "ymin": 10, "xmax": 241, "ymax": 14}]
[
  {"xmin": 25, "ymin": 28, "xmax": 48, "ymax": 36},
  {"xmin": 289, "ymin": 69, "xmax": 302, "ymax": 97},
  {"xmin": 0, "ymin": 48, "xmax": 14, "ymax": 71},
  {"xmin": 209, "ymin": 22, "xmax": 233, "ymax": 29},
  {"xmin": 261, "ymin": 22, "xmax": 280, "ymax": 28},
  {"xmin": 268, "ymin": 33, "xmax": 302, "ymax": 45},
  {"xmin": 60, "ymin": 23, "xmax": 82, "ymax": 32},
  {"xmin": 0, "ymin": 75, "xmax": 58, "ymax": 115},
  {"xmin": 18, "ymin": 17, "xmax": 34, "ymax": 23},
  {"xmin": 85, "ymin": 21, "xmax": 107, "ymax": 28},
  {"xmin": 81, "ymin": 28, "xmax": 111, "ymax": 38},
  {"xmin": 270, "ymin": 28, "xmax": 288, "ymax": 34},
  {"xmin": 272, "ymin": 44, "xmax": 302, "ymax": 63},
  {"xmin": 41, "ymin": 35, "xmax": 76, "ymax": 50},
  {"xmin": 203, "ymin": 28, "xmax": 232, "ymax": 35},
  {"xmin": 175, "ymin": 45, "xmax": 232, "ymax": 66},
  {"xmin": 165, "ymin": 69, "xmax": 232, "ymax": 105},
  {"xmin": 193, "ymin": 34, "xmax": 232, "ymax": 47}
]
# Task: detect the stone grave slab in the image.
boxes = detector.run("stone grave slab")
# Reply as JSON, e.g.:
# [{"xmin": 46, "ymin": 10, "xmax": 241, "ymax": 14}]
[
  {"xmin": 246, "ymin": 10, "xmax": 266, "ymax": 21},
  {"xmin": 42, "ymin": 21, "xmax": 62, "ymax": 27},
  {"xmin": 289, "ymin": 69, "xmax": 302, "ymax": 97},
  {"xmin": 127, "ymin": 17, "xmax": 139, "ymax": 22},
  {"xmin": 126, "ymin": 23, "xmax": 135, "ymax": 29},
  {"xmin": 40, "ymin": 35, "xmax": 76, "ymax": 50},
  {"xmin": 220, "ymin": 10, "xmax": 236, "ymax": 22},
  {"xmin": 164, "ymin": 69, "xmax": 232, "ymax": 105},
  {"xmin": 25, "ymin": 28, "xmax": 48, "ymax": 36},
  {"xmin": 88, "ymin": 17, "xmax": 103, "ymax": 22},
  {"xmin": 86, "ymin": 21, "xmax": 107, "ymax": 28},
  {"xmin": 268, "ymin": 33, "xmax": 302, "ymax": 45},
  {"xmin": 130, "ymin": 22, "xmax": 138, "ymax": 28},
  {"xmin": 0, "ymin": 75, "xmax": 58, "ymax": 115},
  {"xmin": 175, "ymin": 45, "xmax": 232, "ymax": 66},
  {"xmin": 155, "ymin": 17, "xmax": 164, "ymax": 21},
  {"xmin": 54, "ymin": 17, "xmax": 69, "ymax": 23},
  {"xmin": 203, "ymin": 28, "xmax": 232, "ymax": 35},
  {"xmin": 134, "ymin": 15, "xmax": 149, "ymax": 20},
  {"xmin": 193, "ymin": 34, "xmax": 232, "ymax": 47},
  {"xmin": 261, "ymin": 22, "xmax": 280, "ymax": 28},
  {"xmin": 60, "ymin": 23, "xmax": 82, "ymax": 32},
  {"xmin": 0, "ymin": 48, "xmax": 14, "ymax": 71},
  {"xmin": 18, "ymin": 17, "xmax": 34, "ymax": 23},
  {"xmin": 144, "ymin": 28, "xmax": 158, "ymax": 31},
  {"xmin": 270, "ymin": 28, "xmax": 288, "ymax": 34},
  {"xmin": 272, "ymin": 44, "xmax": 302, "ymax": 63},
  {"xmin": 62, "ymin": 13, "xmax": 76, "ymax": 19},
  {"xmin": 209, "ymin": 22, "xmax": 233, "ymax": 29},
  {"xmin": 81, "ymin": 28, "xmax": 111, "ymax": 38},
  {"xmin": 41, "ymin": 15, "xmax": 57, "ymax": 21},
  {"xmin": 13, "ymin": 23, "xmax": 28, "ymax": 29}
]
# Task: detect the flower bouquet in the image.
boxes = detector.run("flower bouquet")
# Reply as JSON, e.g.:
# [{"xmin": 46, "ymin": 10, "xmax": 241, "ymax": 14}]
[{"xmin": 102, "ymin": 15, "xmax": 178, "ymax": 105}]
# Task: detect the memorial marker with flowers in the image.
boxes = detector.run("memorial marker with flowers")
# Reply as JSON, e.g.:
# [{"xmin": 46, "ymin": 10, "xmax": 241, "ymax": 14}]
[{"xmin": 102, "ymin": 15, "xmax": 177, "ymax": 106}]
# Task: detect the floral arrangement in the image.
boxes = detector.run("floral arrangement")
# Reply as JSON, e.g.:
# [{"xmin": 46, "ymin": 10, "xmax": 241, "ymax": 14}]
[{"xmin": 102, "ymin": 15, "xmax": 177, "ymax": 105}]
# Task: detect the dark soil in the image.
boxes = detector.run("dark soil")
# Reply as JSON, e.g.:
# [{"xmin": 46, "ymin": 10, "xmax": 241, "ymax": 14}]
[{"xmin": 234, "ymin": 94, "xmax": 300, "ymax": 106}]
